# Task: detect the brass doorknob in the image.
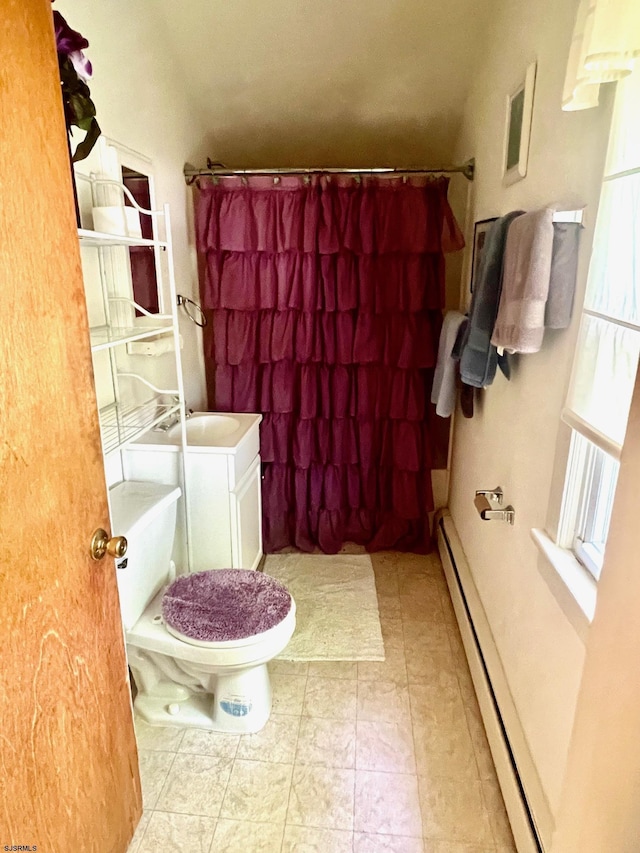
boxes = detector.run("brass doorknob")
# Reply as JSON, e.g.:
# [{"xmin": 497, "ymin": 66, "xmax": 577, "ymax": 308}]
[{"xmin": 90, "ymin": 528, "xmax": 128, "ymax": 561}]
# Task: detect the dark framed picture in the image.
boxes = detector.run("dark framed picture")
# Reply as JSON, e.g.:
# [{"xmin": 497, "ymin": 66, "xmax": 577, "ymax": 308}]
[{"xmin": 470, "ymin": 218, "xmax": 497, "ymax": 292}]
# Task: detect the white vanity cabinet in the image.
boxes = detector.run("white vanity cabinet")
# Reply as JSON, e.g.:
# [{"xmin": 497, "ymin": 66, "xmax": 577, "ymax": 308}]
[
  {"xmin": 123, "ymin": 413, "xmax": 264, "ymax": 572},
  {"xmin": 231, "ymin": 457, "xmax": 263, "ymax": 571},
  {"xmin": 185, "ymin": 450, "xmax": 263, "ymax": 572}
]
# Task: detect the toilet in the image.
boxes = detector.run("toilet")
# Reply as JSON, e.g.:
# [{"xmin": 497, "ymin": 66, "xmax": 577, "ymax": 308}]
[{"xmin": 109, "ymin": 480, "xmax": 296, "ymax": 733}]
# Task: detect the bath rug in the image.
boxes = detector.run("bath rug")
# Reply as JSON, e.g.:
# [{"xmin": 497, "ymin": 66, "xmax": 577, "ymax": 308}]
[{"xmin": 264, "ymin": 553, "xmax": 385, "ymax": 661}]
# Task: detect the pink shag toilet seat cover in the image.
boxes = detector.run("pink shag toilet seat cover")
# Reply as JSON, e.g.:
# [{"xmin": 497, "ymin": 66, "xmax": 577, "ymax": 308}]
[{"xmin": 162, "ymin": 569, "xmax": 292, "ymax": 642}]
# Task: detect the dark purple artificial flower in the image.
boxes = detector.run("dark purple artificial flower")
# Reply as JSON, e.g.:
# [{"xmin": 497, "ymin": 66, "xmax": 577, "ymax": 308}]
[
  {"xmin": 53, "ymin": 10, "xmax": 92, "ymax": 80},
  {"xmin": 51, "ymin": 1, "xmax": 100, "ymax": 161}
]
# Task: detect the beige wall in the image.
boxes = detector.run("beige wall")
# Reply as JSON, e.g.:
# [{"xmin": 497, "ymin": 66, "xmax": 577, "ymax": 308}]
[
  {"xmin": 448, "ymin": 0, "xmax": 613, "ymax": 830},
  {"xmin": 154, "ymin": 0, "xmax": 493, "ymax": 168},
  {"xmin": 56, "ymin": 0, "xmax": 209, "ymax": 409}
]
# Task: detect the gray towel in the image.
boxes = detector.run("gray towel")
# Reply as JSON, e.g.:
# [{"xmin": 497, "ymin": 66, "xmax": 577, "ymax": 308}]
[
  {"xmin": 431, "ymin": 311, "xmax": 466, "ymax": 417},
  {"xmin": 460, "ymin": 211, "xmax": 524, "ymax": 388},
  {"xmin": 491, "ymin": 208, "xmax": 555, "ymax": 353},
  {"xmin": 545, "ymin": 222, "xmax": 582, "ymax": 329}
]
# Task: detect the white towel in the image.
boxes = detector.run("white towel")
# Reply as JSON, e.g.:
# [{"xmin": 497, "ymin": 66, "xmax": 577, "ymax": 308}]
[
  {"xmin": 431, "ymin": 311, "xmax": 466, "ymax": 417},
  {"xmin": 491, "ymin": 209, "xmax": 555, "ymax": 354}
]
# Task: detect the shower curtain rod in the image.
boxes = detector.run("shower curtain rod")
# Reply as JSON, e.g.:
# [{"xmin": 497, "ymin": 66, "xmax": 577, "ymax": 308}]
[{"xmin": 184, "ymin": 157, "xmax": 475, "ymax": 183}]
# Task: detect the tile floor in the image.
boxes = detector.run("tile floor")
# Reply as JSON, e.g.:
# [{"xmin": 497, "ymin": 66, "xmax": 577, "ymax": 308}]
[{"xmin": 128, "ymin": 551, "xmax": 517, "ymax": 853}]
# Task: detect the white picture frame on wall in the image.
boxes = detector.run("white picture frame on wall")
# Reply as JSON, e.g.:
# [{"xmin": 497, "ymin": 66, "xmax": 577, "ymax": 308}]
[{"xmin": 503, "ymin": 61, "xmax": 537, "ymax": 185}]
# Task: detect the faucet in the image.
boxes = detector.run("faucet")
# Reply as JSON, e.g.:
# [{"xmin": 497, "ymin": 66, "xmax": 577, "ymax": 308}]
[
  {"xmin": 153, "ymin": 406, "xmax": 193, "ymax": 432},
  {"xmin": 153, "ymin": 415, "xmax": 178, "ymax": 432}
]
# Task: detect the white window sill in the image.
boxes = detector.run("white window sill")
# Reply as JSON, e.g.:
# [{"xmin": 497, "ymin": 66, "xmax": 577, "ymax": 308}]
[{"xmin": 531, "ymin": 528, "xmax": 597, "ymax": 644}]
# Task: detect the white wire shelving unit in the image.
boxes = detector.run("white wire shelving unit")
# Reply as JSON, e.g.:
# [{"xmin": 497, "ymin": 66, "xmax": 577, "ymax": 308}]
[{"xmin": 79, "ymin": 176, "xmax": 192, "ymax": 570}]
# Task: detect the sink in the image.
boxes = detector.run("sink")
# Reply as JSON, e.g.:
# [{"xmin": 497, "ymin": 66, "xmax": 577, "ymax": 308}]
[
  {"xmin": 134, "ymin": 411, "xmax": 261, "ymax": 454},
  {"xmin": 168, "ymin": 413, "xmax": 241, "ymax": 446}
]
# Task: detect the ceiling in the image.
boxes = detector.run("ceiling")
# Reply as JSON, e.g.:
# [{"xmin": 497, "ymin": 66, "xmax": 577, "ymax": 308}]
[{"xmin": 154, "ymin": 0, "xmax": 494, "ymax": 168}]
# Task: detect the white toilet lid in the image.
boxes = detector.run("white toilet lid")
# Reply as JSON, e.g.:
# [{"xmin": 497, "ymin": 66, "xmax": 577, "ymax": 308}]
[{"xmin": 162, "ymin": 569, "xmax": 292, "ymax": 643}]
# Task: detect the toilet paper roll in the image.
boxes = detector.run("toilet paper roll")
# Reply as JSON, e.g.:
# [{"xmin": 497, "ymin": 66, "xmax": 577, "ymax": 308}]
[{"xmin": 92, "ymin": 205, "xmax": 143, "ymax": 238}]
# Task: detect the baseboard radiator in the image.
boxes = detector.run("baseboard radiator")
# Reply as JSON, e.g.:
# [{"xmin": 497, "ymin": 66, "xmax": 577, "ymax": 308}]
[{"xmin": 436, "ymin": 510, "xmax": 548, "ymax": 853}]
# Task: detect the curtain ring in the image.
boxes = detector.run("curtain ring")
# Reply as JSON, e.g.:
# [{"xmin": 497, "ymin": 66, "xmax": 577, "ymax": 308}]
[
  {"xmin": 177, "ymin": 294, "xmax": 207, "ymax": 328},
  {"xmin": 273, "ymin": 176, "xmax": 281, "ymax": 185}
]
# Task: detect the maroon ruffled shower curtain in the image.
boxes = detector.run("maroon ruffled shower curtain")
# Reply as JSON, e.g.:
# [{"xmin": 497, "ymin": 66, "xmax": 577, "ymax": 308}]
[{"xmin": 195, "ymin": 174, "xmax": 463, "ymax": 554}]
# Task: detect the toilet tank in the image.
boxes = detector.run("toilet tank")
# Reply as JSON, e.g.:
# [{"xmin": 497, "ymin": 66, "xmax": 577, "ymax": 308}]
[{"xmin": 109, "ymin": 481, "xmax": 182, "ymax": 630}]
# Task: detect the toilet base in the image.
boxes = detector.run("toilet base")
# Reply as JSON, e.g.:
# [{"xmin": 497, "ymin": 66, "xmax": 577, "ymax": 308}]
[{"xmin": 132, "ymin": 663, "xmax": 273, "ymax": 734}]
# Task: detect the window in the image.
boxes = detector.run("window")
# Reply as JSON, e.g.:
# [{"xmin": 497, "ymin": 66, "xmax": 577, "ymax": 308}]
[
  {"xmin": 561, "ymin": 433, "xmax": 619, "ymax": 579},
  {"xmin": 560, "ymin": 69, "xmax": 640, "ymax": 579}
]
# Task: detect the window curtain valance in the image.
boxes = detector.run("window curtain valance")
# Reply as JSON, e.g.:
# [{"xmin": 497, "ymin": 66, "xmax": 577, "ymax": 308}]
[
  {"xmin": 195, "ymin": 174, "xmax": 464, "ymax": 553},
  {"xmin": 563, "ymin": 0, "xmax": 640, "ymax": 111}
]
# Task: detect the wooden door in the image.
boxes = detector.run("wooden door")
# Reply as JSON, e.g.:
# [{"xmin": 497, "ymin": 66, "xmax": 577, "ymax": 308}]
[{"xmin": 0, "ymin": 2, "xmax": 141, "ymax": 851}]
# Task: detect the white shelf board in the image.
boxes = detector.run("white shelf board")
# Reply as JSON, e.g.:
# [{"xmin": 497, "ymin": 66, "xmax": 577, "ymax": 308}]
[
  {"xmin": 90, "ymin": 323, "xmax": 173, "ymax": 352},
  {"xmin": 78, "ymin": 228, "xmax": 167, "ymax": 249},
  {"xmin": 99, "ymin": 397, "xmax": 180, "ymax": 455}
]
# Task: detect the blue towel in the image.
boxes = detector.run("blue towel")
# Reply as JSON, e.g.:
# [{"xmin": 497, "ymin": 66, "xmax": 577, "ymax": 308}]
[{"xmin": 460, "ymin": 211, "xmax": 523, "ymax": 388}]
